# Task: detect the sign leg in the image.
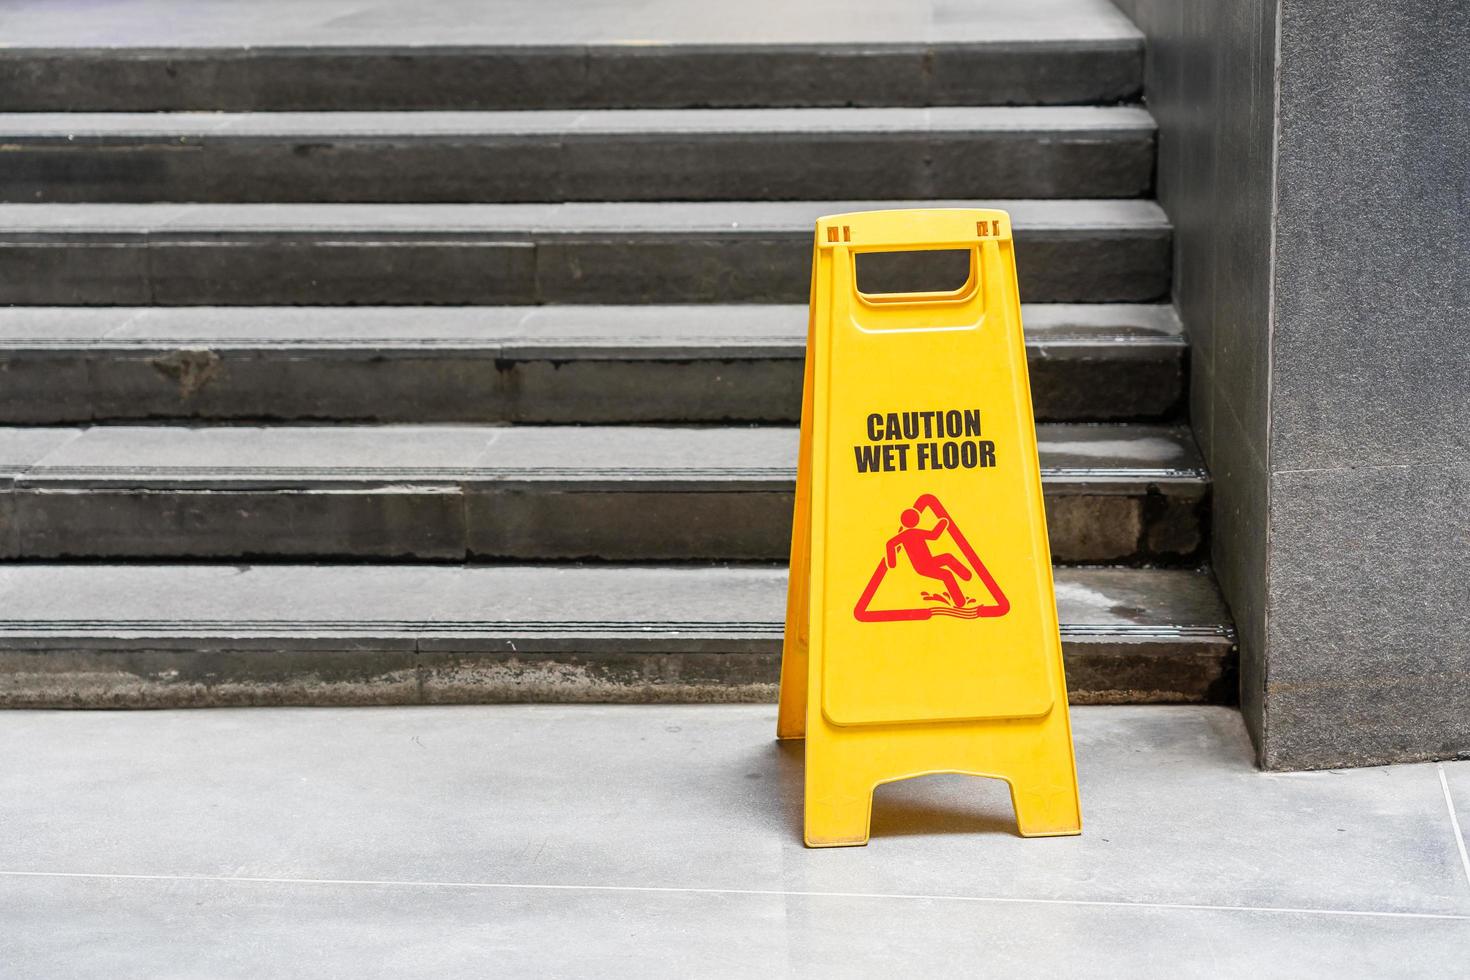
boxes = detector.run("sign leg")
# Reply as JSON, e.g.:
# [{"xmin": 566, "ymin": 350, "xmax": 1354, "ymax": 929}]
[
  {"xmin": 776, "ymin": 504, "xmax": 810, "ymax": 740},
  {"xmin": 1004, "ymin": 716, "xmax": 1082, "ymax": 838},
  {"xmin": 803, "ymin": 725, "xmax": 875, "ymax": 847},
  {"xmin": 775, "ymin": 627, "xmax": 808, "ymax": 740},
  {"xmin": 777, "ymin": 314, "xmax": 816, "ymax": 742}
]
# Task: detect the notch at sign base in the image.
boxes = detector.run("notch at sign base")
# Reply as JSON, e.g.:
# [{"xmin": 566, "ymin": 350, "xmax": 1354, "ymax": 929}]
[{"xmin": 802, "ymin": 707, "xmax": 1082, "ymax": 847}]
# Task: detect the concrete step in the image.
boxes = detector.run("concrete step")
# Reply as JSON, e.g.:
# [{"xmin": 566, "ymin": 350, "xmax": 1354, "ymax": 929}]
[
  {"xmin": 0, "ymin": 201, "xmax": 1171, "ymax": 305},
  {"xmin": 0, "ymin": 424, "xmax": 1206, "ymax": 563},
  {"xmin": 0, "ymin": 304, "xmax": 1186, "ymax": 424},
  {"xmin": 0, "ymin": 108, "xmax": 1155, "ymax": 203},
  {"xmin": 0, "ymin": 563, "xmax": 1235, "ymax": 707},
  {"xmin": 0, "ymin": 46, "xmax": 1140, "ymax": 112},
  {"xmin": 0, "ymin": 0, "xmax": 1142, "ymax": 111}
]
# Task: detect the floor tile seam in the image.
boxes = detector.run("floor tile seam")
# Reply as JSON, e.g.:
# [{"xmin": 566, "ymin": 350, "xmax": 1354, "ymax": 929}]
[
  {"xmin": 1, "ymin": 869, "xmax": 1467, "ymax": 922},
  {"xmin": 1438, "ymin": 764, "xmax": 1470, "ymax": 891}
]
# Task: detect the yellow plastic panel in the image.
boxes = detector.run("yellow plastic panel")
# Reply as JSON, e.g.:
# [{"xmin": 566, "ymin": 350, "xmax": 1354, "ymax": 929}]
[{"xmin": 778, "ymin": 209, "xmax": 1081, "ymax": 847}]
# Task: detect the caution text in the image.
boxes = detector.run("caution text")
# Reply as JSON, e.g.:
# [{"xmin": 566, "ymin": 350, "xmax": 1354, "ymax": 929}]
[{"xmin": 854, "ymin": 409, "xmax": 997, "ymax": 474}]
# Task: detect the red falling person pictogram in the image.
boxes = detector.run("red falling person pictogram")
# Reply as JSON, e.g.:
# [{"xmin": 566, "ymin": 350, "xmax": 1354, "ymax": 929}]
[{"xmin": 853, "ymin": 494, "xmax": 1009, "ymax": 622}]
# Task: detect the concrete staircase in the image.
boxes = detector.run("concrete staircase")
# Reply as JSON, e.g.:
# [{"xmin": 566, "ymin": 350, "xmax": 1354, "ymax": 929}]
[{"xmin": 0, "ymin": 22, "xmax": 1236, "ymax": 708}]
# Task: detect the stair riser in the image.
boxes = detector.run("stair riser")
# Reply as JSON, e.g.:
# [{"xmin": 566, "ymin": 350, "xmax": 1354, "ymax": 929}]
[
  {"xmin": 3, "ymin": 134, "xmax": 1153, "ymax": 203},
  {"xmin": 0, "ymin": 348, "xmax": 1185, "ymax": 424},
  {"xmin": 0, "ymin": 638, "xmax": 1234, "ymax": 708},
  {"xmin": 0, "ymin": 233, "xmax": 1171, "ymax": 305},
  {"xmin": 0, "ymin": 487, "xmax": 1206, "ymax": 563},
  {"xmin": 0, "ymin": 46, "xmax": 1141, "ymax": 112}
]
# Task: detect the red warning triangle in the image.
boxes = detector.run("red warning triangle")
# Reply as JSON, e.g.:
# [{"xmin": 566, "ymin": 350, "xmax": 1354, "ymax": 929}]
[{"xmin": 853, "ymin": 493, "xmax": 1010, "ymax": 623}]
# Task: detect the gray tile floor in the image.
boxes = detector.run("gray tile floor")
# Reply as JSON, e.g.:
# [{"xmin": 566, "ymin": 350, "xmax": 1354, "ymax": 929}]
[{"xmin": 2, "ymin": 704, "xmax": 1467, "ymax": 977}]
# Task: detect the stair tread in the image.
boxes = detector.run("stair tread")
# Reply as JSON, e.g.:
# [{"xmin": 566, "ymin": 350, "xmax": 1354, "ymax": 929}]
[
  {"xmin": 0, "ymin": 303, "xmax": 1183, "ymax": 353},
  {"xmin": 0, "ymin": 106, "xmax": 1155, "ymax": 139},
  {"xmin": 0, "ymin": 563, "xmax": 1229, "ymax": 642},
  {"xmin": 0, "ymin": 305, "xmax": 1186, "ymax": 425},
  {"xmin": 0, "ymin": 201, "xmax": 1170, "ymax": 304},
  {"xmin": 0, "ymin": 0, "xmax": 1140, "ymax": 48},
  {"xmin": 1, "ymin": 105, "xmax": 1156, "ymax": 203},
  {"xmin": 0, "ymin": 562, "xmax": 1235, "ymax": 705},
  {"xmin": 0, "ymin": 423, "xmax": 1206, "ymax": 488},
  {"xmin": 0, "ymin": 1, "xmax": 1142, "ymax": 112},
  {"xmin": 0, "ymin": 199, "xmax": 1169, "ymax": 238}
]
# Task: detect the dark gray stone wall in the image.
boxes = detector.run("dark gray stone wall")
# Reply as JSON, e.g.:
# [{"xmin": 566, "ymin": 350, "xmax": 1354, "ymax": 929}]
[
  {"xmin": 1266, "ymin": 0, "xmax": 1470, "ymax": 768},
  {"xmin": 1110, "ymin": 0, "xmax": 1277, "ymax": 753},
  {"xmin": 1113, "ymin": 0, "xmax": 1470, "ymax": 768}
]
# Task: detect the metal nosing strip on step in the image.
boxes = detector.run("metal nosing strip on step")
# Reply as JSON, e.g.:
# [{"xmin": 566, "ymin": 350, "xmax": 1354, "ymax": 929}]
[
  {"xmin": 1042, "ymin": 467, "xmax": 1208, "ymax": 480},
  {"xmin": 0, "ymin": 623, "xmax": 1235, "ymax": 640},
  {"xmin": 19, "ymin": 467, "xmax": 1200, "ymax": 480}
]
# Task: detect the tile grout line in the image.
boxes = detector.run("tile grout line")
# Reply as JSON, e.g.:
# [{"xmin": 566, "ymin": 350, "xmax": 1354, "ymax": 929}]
[
  {"xmin": 1, "ymin": 869, "xmax": 1466, "ymax": 922},
  {"xmin": 1438, "ymin": 764, "xmax": 1470, "ymax": 891}
]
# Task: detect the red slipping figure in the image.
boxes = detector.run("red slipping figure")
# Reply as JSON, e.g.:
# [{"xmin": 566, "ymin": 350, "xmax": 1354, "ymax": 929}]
[{"xmin": 885, "ymin": 508, "xmax": 974, "ymax": 608}]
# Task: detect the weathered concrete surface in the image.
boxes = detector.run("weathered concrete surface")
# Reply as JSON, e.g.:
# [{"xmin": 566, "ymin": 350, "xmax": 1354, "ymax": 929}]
[
  {"xmin": 0, "ymin": 0, "xmax": 1234, "ymax": 726},
  {"xmin": 0, "ymin": 107, "xmax": 1154, "ymax": 202},
  {"xmin": 0, "ymin": 45, "xmax": 1143, "ymax": 113},
  {"xmin": 0, "ymin": 428, "xmax": 82, "ymax": 558},
  {"xmin": 0, "ymin": 705, "xmax": 1465, "ymax": 977},
  {"xmin": 0, "ymin": 423, "xmax": 1207, "ymax": 562},
  {"xmin": 0, "ymin": 0, "xmax": 1141, "ymax": 48},
  {"xmin": 0, "ymin": 0, "xmax": 1142, "ymax": 109},
  {"xmin": 0, "ymin": 200, "xmax": 1172, "ymax": 305},
  {"xmin": 0, "ymin": 304, "xmax": 1185, "ymax": 424},
  {"xmin": 0, "ymin": 564, "xmax": 1234, "ymax": 707}
]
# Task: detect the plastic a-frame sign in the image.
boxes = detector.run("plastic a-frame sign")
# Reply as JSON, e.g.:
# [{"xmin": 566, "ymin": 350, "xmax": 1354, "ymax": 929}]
[{"xmin": 778, "ymin": 208, "xmax": 1081, "ymax": 848}]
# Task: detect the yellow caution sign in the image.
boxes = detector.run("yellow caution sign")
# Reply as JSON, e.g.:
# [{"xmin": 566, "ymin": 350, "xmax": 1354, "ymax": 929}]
[{"xmin": 778, "ymin": 208, "xmax": 1081, "ymax": 848}]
